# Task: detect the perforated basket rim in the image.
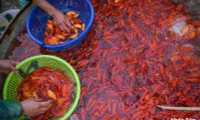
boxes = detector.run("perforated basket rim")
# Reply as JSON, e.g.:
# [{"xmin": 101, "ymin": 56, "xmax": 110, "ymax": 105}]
[
  {"xmin": 26, "ymin": 0, "xmax": 95, "ymax": 49},
  {"xmin": 3, "ymin": 55, "xmax": 81, "ymax": 120}
]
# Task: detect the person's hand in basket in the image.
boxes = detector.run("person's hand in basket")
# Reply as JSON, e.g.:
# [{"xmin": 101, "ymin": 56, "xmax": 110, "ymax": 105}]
[
  {"xmin": 21, "ymin": 98, "xmax": 52, "ymax": 116},
  {"xmin": 0, "ymin": 60, "xmax": 52, "ymax": 119},
  {"xmin": 0, "ymin": 60, "xmax": 18, "ymax": 74},
  {"xmin": 32, "ymin": 0, "xmax": 73, "ymax": 32},
  {"xmin": 0, "ymin": 98, "xmax": 52, "ymax": 119}
]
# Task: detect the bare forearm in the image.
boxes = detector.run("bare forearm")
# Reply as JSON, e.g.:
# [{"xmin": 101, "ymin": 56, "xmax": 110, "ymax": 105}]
[
  {"xmin": 33, "ymin": 0, "xmax": 57, "ymax": 17},
  {"xmin": 32, "ymin": 0, "xmax": 73, "ymax": 31}
]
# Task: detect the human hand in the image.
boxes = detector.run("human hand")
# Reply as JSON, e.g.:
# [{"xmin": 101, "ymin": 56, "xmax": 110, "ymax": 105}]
[
  {"xmin": 52, "ymin": 10, "xmax": 73, "ymax": 32},
  {"xmin": 32, "ymin": 0, "xmax": 73, "ymax": 32},
  {"xmin": 21, "ymin": 98, "xmax": 52, "ymax": 116},
  {"xmin": 0, "ymin": 60, "xmax": 18, "ymax": 74}
]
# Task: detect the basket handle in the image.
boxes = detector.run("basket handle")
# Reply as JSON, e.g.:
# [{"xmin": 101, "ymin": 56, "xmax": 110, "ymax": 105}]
[{"xmin": 18, "ymin": 60, "xmax": 39, "ymax": 78}]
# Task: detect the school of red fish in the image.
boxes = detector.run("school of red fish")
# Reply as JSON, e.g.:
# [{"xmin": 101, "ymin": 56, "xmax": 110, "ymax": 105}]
[
  {"xmin": 9, "ymin": 0, "xmax": 200, "ymax": 119},
  {"xmin": 44, "ymin": 10, "xmax": 85, "ymax": 45}
]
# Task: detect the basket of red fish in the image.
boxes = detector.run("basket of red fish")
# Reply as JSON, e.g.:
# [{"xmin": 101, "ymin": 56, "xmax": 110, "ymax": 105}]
[
  {"xmin": 26, "ymin": 0, "xmax": 94, "ymax": 51},
  {"xmin": 3, "ymin": 55, "xmax": 81, "ymax": 120}
]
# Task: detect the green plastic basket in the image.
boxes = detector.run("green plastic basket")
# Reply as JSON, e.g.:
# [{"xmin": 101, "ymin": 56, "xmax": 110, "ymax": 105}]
[{"xmin": 3, "ymin": 55, "xmax": 81, "ymax": 120}]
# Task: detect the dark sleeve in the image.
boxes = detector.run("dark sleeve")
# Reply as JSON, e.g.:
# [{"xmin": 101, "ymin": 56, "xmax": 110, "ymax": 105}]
[
  {"xmin": 0, "ymin": 100, "xmax": 23, "ymax": 120},
  {"xmin": 27, "ymin": 0, "xmax": 32, "ymax": 2}
]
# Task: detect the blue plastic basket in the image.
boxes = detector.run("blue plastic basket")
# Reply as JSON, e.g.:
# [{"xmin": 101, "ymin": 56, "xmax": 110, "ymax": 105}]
[{"xmin": 26, "ymin": 0, "xmax": 94, "ymax": 51}]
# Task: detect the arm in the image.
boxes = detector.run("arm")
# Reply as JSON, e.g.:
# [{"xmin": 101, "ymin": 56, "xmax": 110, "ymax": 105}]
[
  {"xmin": 0, "ymin": 60, "xmax": 22, "ymax": 119},
  {"xmin": 0, "ymin": 100, "xmax": 23, "ymax": 120},
  {"xmin": 0, "ymin": 99, "xmax": 52, "ymax": 119},
  {"xmin": 32, "ymin": 0, "xmax": 56, "ymax": 17},
  {"xmin": 32, "ymin": 0, "xmax": 73, "ymax": 32},
  {"xmin": 0, "ymin": 60, "xmax": 18, "ymax": 74}
]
